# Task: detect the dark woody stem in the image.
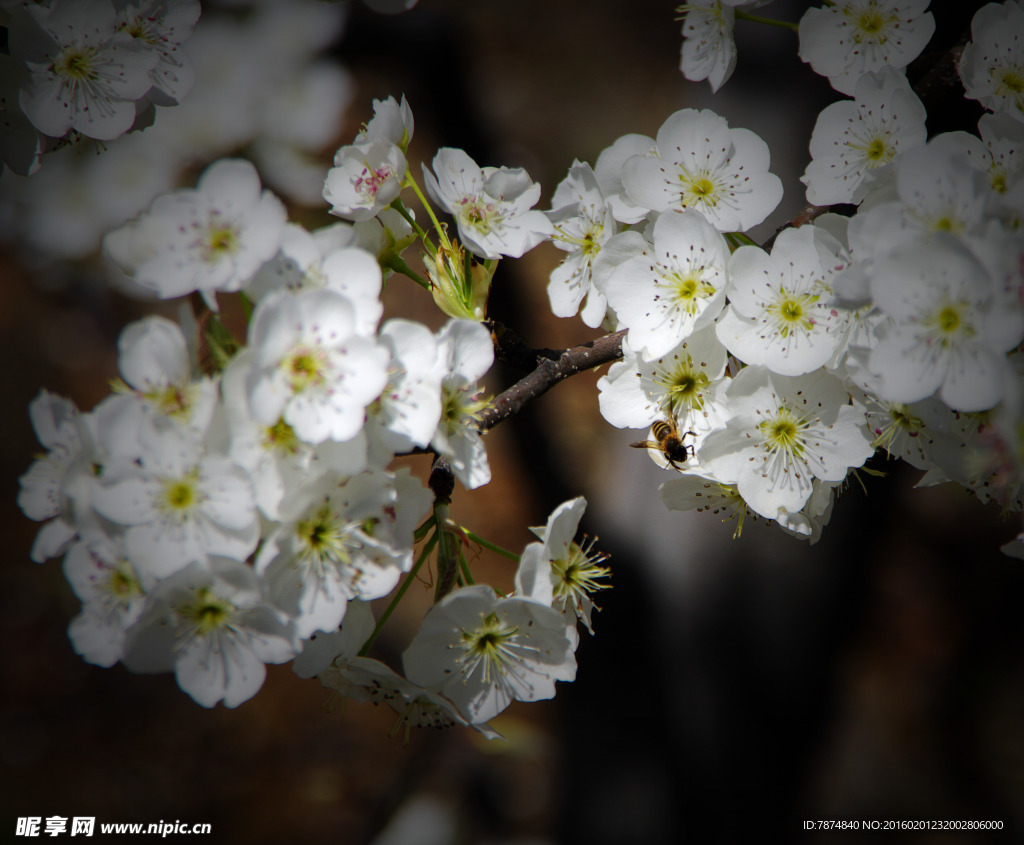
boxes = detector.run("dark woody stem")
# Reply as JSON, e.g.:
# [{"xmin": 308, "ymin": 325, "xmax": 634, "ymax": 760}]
[
  {"xmin": 477, "ymin": 323, "xmax": 626, "ymax": 432},
  {"xmin": 429, "ymin": 455, "xmax": 460, "ymax": 601}
]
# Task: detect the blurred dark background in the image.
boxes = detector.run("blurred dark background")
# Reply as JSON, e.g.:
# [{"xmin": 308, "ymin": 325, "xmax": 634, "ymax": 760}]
[{"xmin": 2, "ymin": 1, "xmax": 1021, "ymax": 843}]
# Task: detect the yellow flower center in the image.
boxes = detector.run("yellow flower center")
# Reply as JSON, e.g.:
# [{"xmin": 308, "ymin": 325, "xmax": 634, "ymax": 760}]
[
  {"xmin": 766, "ymin": 289, "xmax": 820, "ymax": 337},
  {"xmin": 938, "ymin": 306, "xmax": 960, "ymax": 333},
  {"xmin": 205, "ymin": 225, "xmax": 239, "ymax": 258},
  {"xmin": 667, "ymin": 271, "xmax": 717, "ymax": 316},
  {"xmin": 161, "ymin": 472, "xmax": 200, "ymax": 513},
  {"xmin": 263, "ymin": 419, "xmax": 301, "ymax": 455},
  {"xmin": 998, "ymin": 67, "xmax": 1024, "ymax": 95},
  {"xmin": 459, "ymin": 612, "xmax": 520, "ymax": 685},
  {"xmin": 179, "ymin": 587, "xmax": 236, "ymax": 635},
  {"xmin": 54, "ymin": 47, "xmax": 98, "ymax": 81},
  {"xmin": 296, "ymin": 504, "xmax": 353, "ymax": 567},
  {"xmin": 759, "ymin": 406, "xmax": 808, "ymax": 459},
  {"xmin": 285, "ymin": 346, "xmax": 327, "ymax": 393},
  {"xmin": 657, "ymin": 357, "xmax": 710, "ymax": 416},
  {"xmin": 680, "ymin": 172, "xmax": 720, "ymax": 209}
]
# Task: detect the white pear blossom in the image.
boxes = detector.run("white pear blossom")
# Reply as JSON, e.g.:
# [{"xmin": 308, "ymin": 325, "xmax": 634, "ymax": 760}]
[
  {"xmin": 678, "ymin": 1, "xmax": 739, "ymax": 93},
  {"xmin": 798, "ymin": 0, "xmax": 936, "ymax": 96},
  {"xmin": 593, "ymin": 132, "xmax": 657, "ymax": 225},
  {"xmin": 430, "ymin": 319, "xmax": 494, "ymax": 490},
  {"xmin": 319, "ymin": 92, "xmax": 411, "ymax": 219},
  {"xmin": 716, "ymin": 223, "xmax": 848, "ymax": 376},
  {"xmin": 64, "ymin": 534, "xmax": 147, "ymax": 667},
  {"xmin": 256, "ymin": 469, "xmax": 431, "ymax": 639},
  {"xmin": 245, "ymin": 288, "xmax": 390, "ymax": 445},
  {"xmin": 846, "ymin": 135, "xmax": 991, "ymax": 260},
  {"xmin": 245, "ymin": 222, "xmax": 354, "ymax": 301},
  {"xmin": 220, "ymin": 350, "xmax": 353, "ymax": 522},
  {"xmin": 9, "ymin": 0, "xmax": 159, "ymax": 140},
  {"xmin": 103, "ymin": 158, "xmax": 287, "ymax": 306},
  {"xmin": 602, "ymin": 209, "xmax": 730, "ymax": 360},
  {"xmin": 677, "ymin": 0, "xmax": 766, "ymax": 92},
  {"xmin": 866, "ymin": 237, "xmax": 1024, "ymax": 411},
  {"xmin": 802, "ymin": 67, "xmax": 927, "ymax": 205},
  {"xmin": 321, "ymin": 656, "xmax": 502, "ymax": 740},
  {"xmin": 621, "ymin": 108, "xmax": 783, "ymax": 232},
  {"xmin": 961, "ymin": 113, "xmax": 1024, "ymax": 216},
  {"xmin": 246, "ymin": 227, "xmax": 383, "ymax": 336},
  {"xmin": 423, "ymin": 147, "xmax": 554, "ymax": 259},
  {"xmin": 323, "ymin": 95, "xmax": 415, "ymax": 220},
  {"xmin": 114, "ymin": 0, "xmax": 201, "ymax": 107},
  {"xmin": 114, "ymin": 315, "xmax": 217, "ymax": 435},
  {"xmin": 514, "ymin": 497, "xmax": 610, "ymax": 633},
  {"xmin": 403, "ymin": 584, "xmax": 578, "ymax": 724},
  {"xmin": 361, "ymin": 93, "xmax": 414, "ymax": 150},
  {"xmin": 597, "ymin": 325, "xmax": 729, "ymax": 433},
  {"xmin": 18, "ymin": 391, "xmax": 97, "ymax": 563},
  {"xmin": 856, "ymin": 393, "xmax": 955, "ymax": 470},
  {"xmin": 90, "ymin": 424, "xmax": 259, "ymax": 585},
  {"xmin": 698, "ymin": 366, "xmax": 876, "ymax": 519},
  {"xmin": 547, "ymin": 160, "xmax": 617, "ymax": 328},
  {"xmin": 324, "ymin": 139, "xmax": 407, "ymax": 222},
  {"xmin": 659, "ymin": 476, "xmax": 753, "ymax": 538},
  {"xmin": 123, "ymin": 558, "xmax": 299, "ymax": 708},
  {"xmin": 960, "ymin": 1, "xmax": 1024, "ymax": 124},
  {"xmin": 365, "ymin": 318, "xmax": 443, "ymax": 464},
  {"xmin": 292, "ymin": 598, "xmax": 376, "ymax": 679}
]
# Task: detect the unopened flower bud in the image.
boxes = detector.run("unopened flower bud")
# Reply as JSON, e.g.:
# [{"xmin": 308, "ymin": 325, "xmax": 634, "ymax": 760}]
[{"xmin": 426, "ymin": 240, "xmax": 494, "ymax": 321}]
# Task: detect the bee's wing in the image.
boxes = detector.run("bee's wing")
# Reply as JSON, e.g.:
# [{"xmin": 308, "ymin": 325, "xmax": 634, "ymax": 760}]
[{"xmin": 630, "ymin": 424, "xmax": 702, "ymax": 473}]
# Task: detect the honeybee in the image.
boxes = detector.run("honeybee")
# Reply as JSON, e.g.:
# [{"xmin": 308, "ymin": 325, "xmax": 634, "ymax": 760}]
[{"xmin": 630, "ymin": 417, "xmax": 696, "ymax": 470}]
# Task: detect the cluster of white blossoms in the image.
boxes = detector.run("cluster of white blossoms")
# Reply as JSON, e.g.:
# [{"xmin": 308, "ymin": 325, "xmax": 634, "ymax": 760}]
[
  {"xmin": 571, "ymin": 110, "xmax": 879, "ymax": 540},
  {"xmin": 575, "ymin": 2, "xmax": 1023, "ymax": 549},
  {"xmin": 1, "ymin": 0, "xmax": 200, "ymax": 175},
  {"xmin": 678, "ymin": 0, "xmax": 935, "ymax": 95},
  {"xmin": 16, "ymin": 1, "xmax": 1024, "ymax": 728},
  {"xmin": 1, "ymin": 0, "xmax": 354, "ymax": 261},
  {"xmin": 18, "ymin": 94, "xmax": 607, "ymax": 731}
]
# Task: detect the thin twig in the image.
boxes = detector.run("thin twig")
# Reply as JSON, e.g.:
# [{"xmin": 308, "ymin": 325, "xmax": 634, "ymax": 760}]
[
  {"xmin": 477, "ymin": 329, "xmax": 626, "ymax": 432},
  {"xmin": 429, "ymin": 455, "xmax": 460, "ymax": 601}
]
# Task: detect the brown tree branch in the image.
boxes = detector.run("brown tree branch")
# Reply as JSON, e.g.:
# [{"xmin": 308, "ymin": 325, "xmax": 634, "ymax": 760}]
[
  {"xmin": 478, "ymin": 328, "xmax": 626, "ymax": 432},
  {"xmin": 428, "ymin": 455, "xmax": 460, "ymax": 601}
]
